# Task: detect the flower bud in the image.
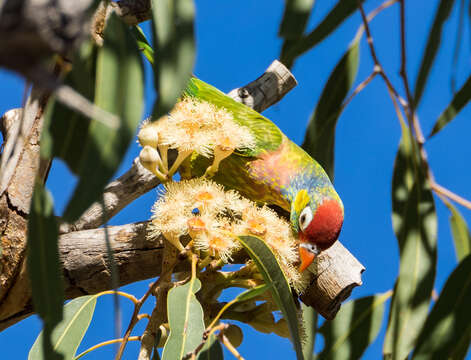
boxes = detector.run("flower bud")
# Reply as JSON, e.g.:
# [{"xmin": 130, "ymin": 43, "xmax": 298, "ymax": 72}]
[{"xmin": 138, "ymin": 123, "xmax": 159, "ymax": 148}]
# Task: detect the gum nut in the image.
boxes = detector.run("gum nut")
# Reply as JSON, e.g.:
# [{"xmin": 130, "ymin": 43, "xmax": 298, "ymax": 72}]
[
  {"xmin": 224, "ymin": 324, "xmax": 243, "ymax": 348},
  {"xmin": 138, "ymin": 125, "xmax": 159, "ymax": 148},
  {"xmin": 139, "ymin": 146, "xmax": 160, "ymax": 164}
]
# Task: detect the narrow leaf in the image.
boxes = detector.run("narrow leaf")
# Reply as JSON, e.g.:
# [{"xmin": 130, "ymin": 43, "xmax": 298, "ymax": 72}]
[
  {"xmin": 281, "ymin": 0, "xmax": 364, "ymax": 67},
  {"xmin": 428, "ymin": 73, "xmax": 471, "ymax": 137},
  {"xmin": 444, "ymin": 200, "xmax": 471, "ymax": 262},
  {"xmin": 301, "ymin": 305, "xmax": 317, "ymax": 360},
  {"xmin": 412, "ymin": 255, "xmax": 471, "ymax": 360},
  {"xmin": 414, "ymin": 0, "xmax": 455, "ymax": 105},
  {"xmin": 63, "ymin": 13, "xmax": 144, "ymax": 220},
  {"xmin": 152, "ymin": 0, "xmax": 195, "ymax": 119},
  {"xmin": 131, "ymin": 25, "xmax": 155, "ymax": 65},
  {"xmin": 27, "ymin": 182, "xmax": 64, "ymax": 360},
  {"xmin": 279, "ymin": 0, "xmax": 315, "ymax": 64},
  {"xmin": 238, "ymin": 235, "xmax": 304, "ymax": 360},
  {"xmin": 235, "ymin": 284, "xmax": 270, "ymax": 302},
  {"xmin": 318, "ymin": 292, "xmax": 391, "ymax": 360},
  {"xmin": 196, "ymin": 334, "xmax": 223, "ymax": 360},
  {"xmin": 29, "ymin": 296, "xmax": 97, "ymax": 360},
  {"xmin": 302, "ymin": 39, "xmax": 360, "ymax": 179},
  {"xmin": 162, "ymin": 278, "xmax": 205, "ymax": 360},
  {"xmin": 383, "ymin": 123, "xmax": 437, "ymax": 360}
]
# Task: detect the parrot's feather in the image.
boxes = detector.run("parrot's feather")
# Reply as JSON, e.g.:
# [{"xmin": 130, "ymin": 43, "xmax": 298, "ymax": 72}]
[{"xmin": 185, "ymin": 78, "xmax": 283, "ymax": 157}]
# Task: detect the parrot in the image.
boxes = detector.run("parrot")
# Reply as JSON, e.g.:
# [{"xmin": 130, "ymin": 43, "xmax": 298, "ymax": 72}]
[{"xmin": 179, "ymin": 78, "xmax": 344, "ymax": 272}]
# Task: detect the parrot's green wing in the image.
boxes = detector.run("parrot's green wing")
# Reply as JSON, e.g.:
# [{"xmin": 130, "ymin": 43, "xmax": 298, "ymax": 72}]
[{"xmin": 184, "ymin": 78, "xmax": 283, "ymax": 157}]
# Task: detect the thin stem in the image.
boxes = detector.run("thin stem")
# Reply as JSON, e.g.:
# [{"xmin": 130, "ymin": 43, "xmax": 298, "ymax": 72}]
[
  {"xmin": 219, "ymin": 333, "xmax": 245, "ymax": 360},
  {"xmin": 357, "ymin": 0, "xmax": 408, "ymax": 109},
  {"xmin": 115, "ymin": 257, "xmax": 182, "ymax": 360},
  {"xmin": 341, "ymin": 70, "xmax": 378, "ymax": 111},
  {"xmin": 431, "ymin": 183, "xmax": 471, "ymax": 210},
  {"xmin": 75, "ymin": 336, "xmax": 141, "ymax": 360},
  {"xmin": 207, "ymin": 300, "xmax": 237, "ymax": 331},
  {"xmin": 96, "ymin": 290, "xmax": 139, "ymax": 305}
]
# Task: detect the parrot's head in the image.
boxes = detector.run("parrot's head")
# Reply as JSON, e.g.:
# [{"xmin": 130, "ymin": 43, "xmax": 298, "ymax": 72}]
[{"xmin": 291, "ymin": 188, "xmax": 344, "ymax": 272}]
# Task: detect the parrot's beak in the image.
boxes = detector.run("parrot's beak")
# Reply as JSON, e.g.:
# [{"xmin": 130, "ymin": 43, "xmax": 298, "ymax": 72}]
[{"xmin": 298, "ymin": 243, "xmax": 319, "ymax": 272}]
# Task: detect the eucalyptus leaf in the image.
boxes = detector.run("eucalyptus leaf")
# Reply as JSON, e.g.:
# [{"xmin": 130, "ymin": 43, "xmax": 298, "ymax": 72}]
[
  {"xmin": 412, "ymin": 255, "xmax": 471, "ymax": 360},
  {"xmin": 131, "ymin": 25, "xmax": 155, "ymax": 65},
  {"xmin": 414, "ymin": 0, "xmax": 455, "ymax": 106},
  {"xmin": 301, "ymin": 305, "xmax": 317, "ymax": 360},
  {"xmin": 43, "ymin": 14, "xmax": 144, "ymax": 222},
  {"xmin": 279, "ymin": 0, "xmax": 315, "ymax": 64},
  {"xmin": 281, "ymin": 0, "xmax": 364, "ymax": 67},
  {"xmin": 383, "ymin": 122, "xmax": 437, "ymax": 360},
  {"xmin": 429, "ymin": 73, "xmax": 471, "ymax": 137},
  {"xmin": 162, "ymin": 278, "xmax": 205, "ymax": 360},
  {"xmin": 238, "ymin": 235, "xmax": 304, "ymax": 360},
  {"xmin": 444, "ymin": 200, "xmax": 471, "ymax": 262},
  {"xmin": 27, "ymin": 182, "xmax": 64, "ymax": 360},
  {"xmin": 29, "ymin": 296, "xmax": 97, "ymax": 360},
  {"xmin": 196, "ymin": 334, "xmax": 224, "ymax": 360},
  {"xmin": 318, "ymin": 292, "xmax": 390, "ymax": 360},
  {"xmin": 234, "ymin": 284, "xmax": 270, "ymax": 302},
  {"xmin": 152, "ymin": 0, "xmax": 195, "ymax": 119},
  {"xmin": 302, "ymin": 39, "xmax": 359, "ymax": 179}
]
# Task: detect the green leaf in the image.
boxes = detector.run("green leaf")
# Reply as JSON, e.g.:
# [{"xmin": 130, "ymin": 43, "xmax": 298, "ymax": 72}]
[
  {"xmin": 238, "ymin": 235, "xmax": 304, "ymax": 360},
  {"xmin": 62, "ymin": 13, "xmax": 144, "ymax": 221},
  {"xmin": 301, "ymin": 305, "xmax": 317, "ymax": 360},
  {"xmin": 162, "ymin": 278, "xmax": 205, "ymax": 360},
  {"xmin": 383, "ymin": 122, "xmax": 437, "ymax": 360},
  {"xmin": 443, "ymin": 200, "xmax": 471, "ymax": 262},
  {"xmin": 27, "ymin": 182, "xmax": 64, "ymax": 360},
  {"xmin": 234, "ymin": 284, "xmax": 270, "ymax": 302},
  {"xmin": 428, "ymin": 73, "xmax": 471, "ymax": 137},
  {"xmin": 281, "ymin": 0, "xmax": 364, "ymax": 68},
  {"xmin": 279, "ymin": 0, "xmax": 315, "ymax": 64},
  {"xmin": 152, "ymin": 0, "xmax": 195, "ymax": 119},
  {"xmin": 301, "ymin": 39, "xmax": 360, "ymax": 179},
  {"xmin": 413, "ymin": 0, "xmax": 455, "ymax": 106},
  {"xmin": 412, "ymin": 255, "xmax": 471, "ymax": 360},
  {"xmin": 196, "ymin": 334, "xmax": 223, "ymax": 360},
  {"xmin": 29, "ymin": 296, "xmax": 97, "ymax": 360},
  {"xmin": 131, "ymin": 25, "xmax": 155, "ymax": 65},
  {"xmin": 318, "ymin": 292, "xmax": 391, "ymax": 360}
]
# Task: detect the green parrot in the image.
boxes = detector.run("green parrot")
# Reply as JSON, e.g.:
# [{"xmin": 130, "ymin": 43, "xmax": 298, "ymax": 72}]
[{"xmin": 180, "ymin": 78, "xmax": 344, "ymax": 271}]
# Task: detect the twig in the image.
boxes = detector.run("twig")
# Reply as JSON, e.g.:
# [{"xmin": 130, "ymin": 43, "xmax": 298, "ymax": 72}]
[
  {"xmin": 137, "ymin": 244, "xmax": 181, "ymax": 360},
  {"xmin": 219, "ymin": 332, "xmax": 245, "ymax": 360},
  {"xmin": 341, "ymin": 70, "xmax": 378, "ymax": 111},
  {"xmin": 430, "ymin": 183, "xmax": 471, "ymax": 210},
  {"xmin": 75, "ymin": 336, "xmax": 141, "ymax": 360},
  {"xmin": 358, "ymin": 0, "xmax": 471, "ymax": 211},
  {"xmin": 115, "ymin": 254, "xmax": 182, "ymax": 360},
  {"xmin": 357, "ymin": 0, "xmax": 407, "ymax": 109}
]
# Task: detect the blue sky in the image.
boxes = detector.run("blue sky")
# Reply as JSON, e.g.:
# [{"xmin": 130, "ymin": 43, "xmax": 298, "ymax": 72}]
[{"xmin": 1, "ymin": 1, "xmax": 471, "ymax": 358}]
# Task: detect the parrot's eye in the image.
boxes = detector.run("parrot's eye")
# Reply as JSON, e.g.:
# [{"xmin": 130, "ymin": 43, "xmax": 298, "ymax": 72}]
[{"xmin": 299, "ymin": 206, "xmax": 313, "ymax": 232}]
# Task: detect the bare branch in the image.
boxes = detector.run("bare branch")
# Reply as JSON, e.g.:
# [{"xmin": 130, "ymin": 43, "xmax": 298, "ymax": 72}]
[{"xmin": 0, "ymin": 221, "xmax": 364, "ymax": 329}]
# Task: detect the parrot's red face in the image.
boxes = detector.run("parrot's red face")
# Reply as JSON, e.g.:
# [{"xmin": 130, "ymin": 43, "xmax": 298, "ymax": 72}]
[{"xmin": 298, "ymin": 199, "xmax": 344, "ymax": 272}]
